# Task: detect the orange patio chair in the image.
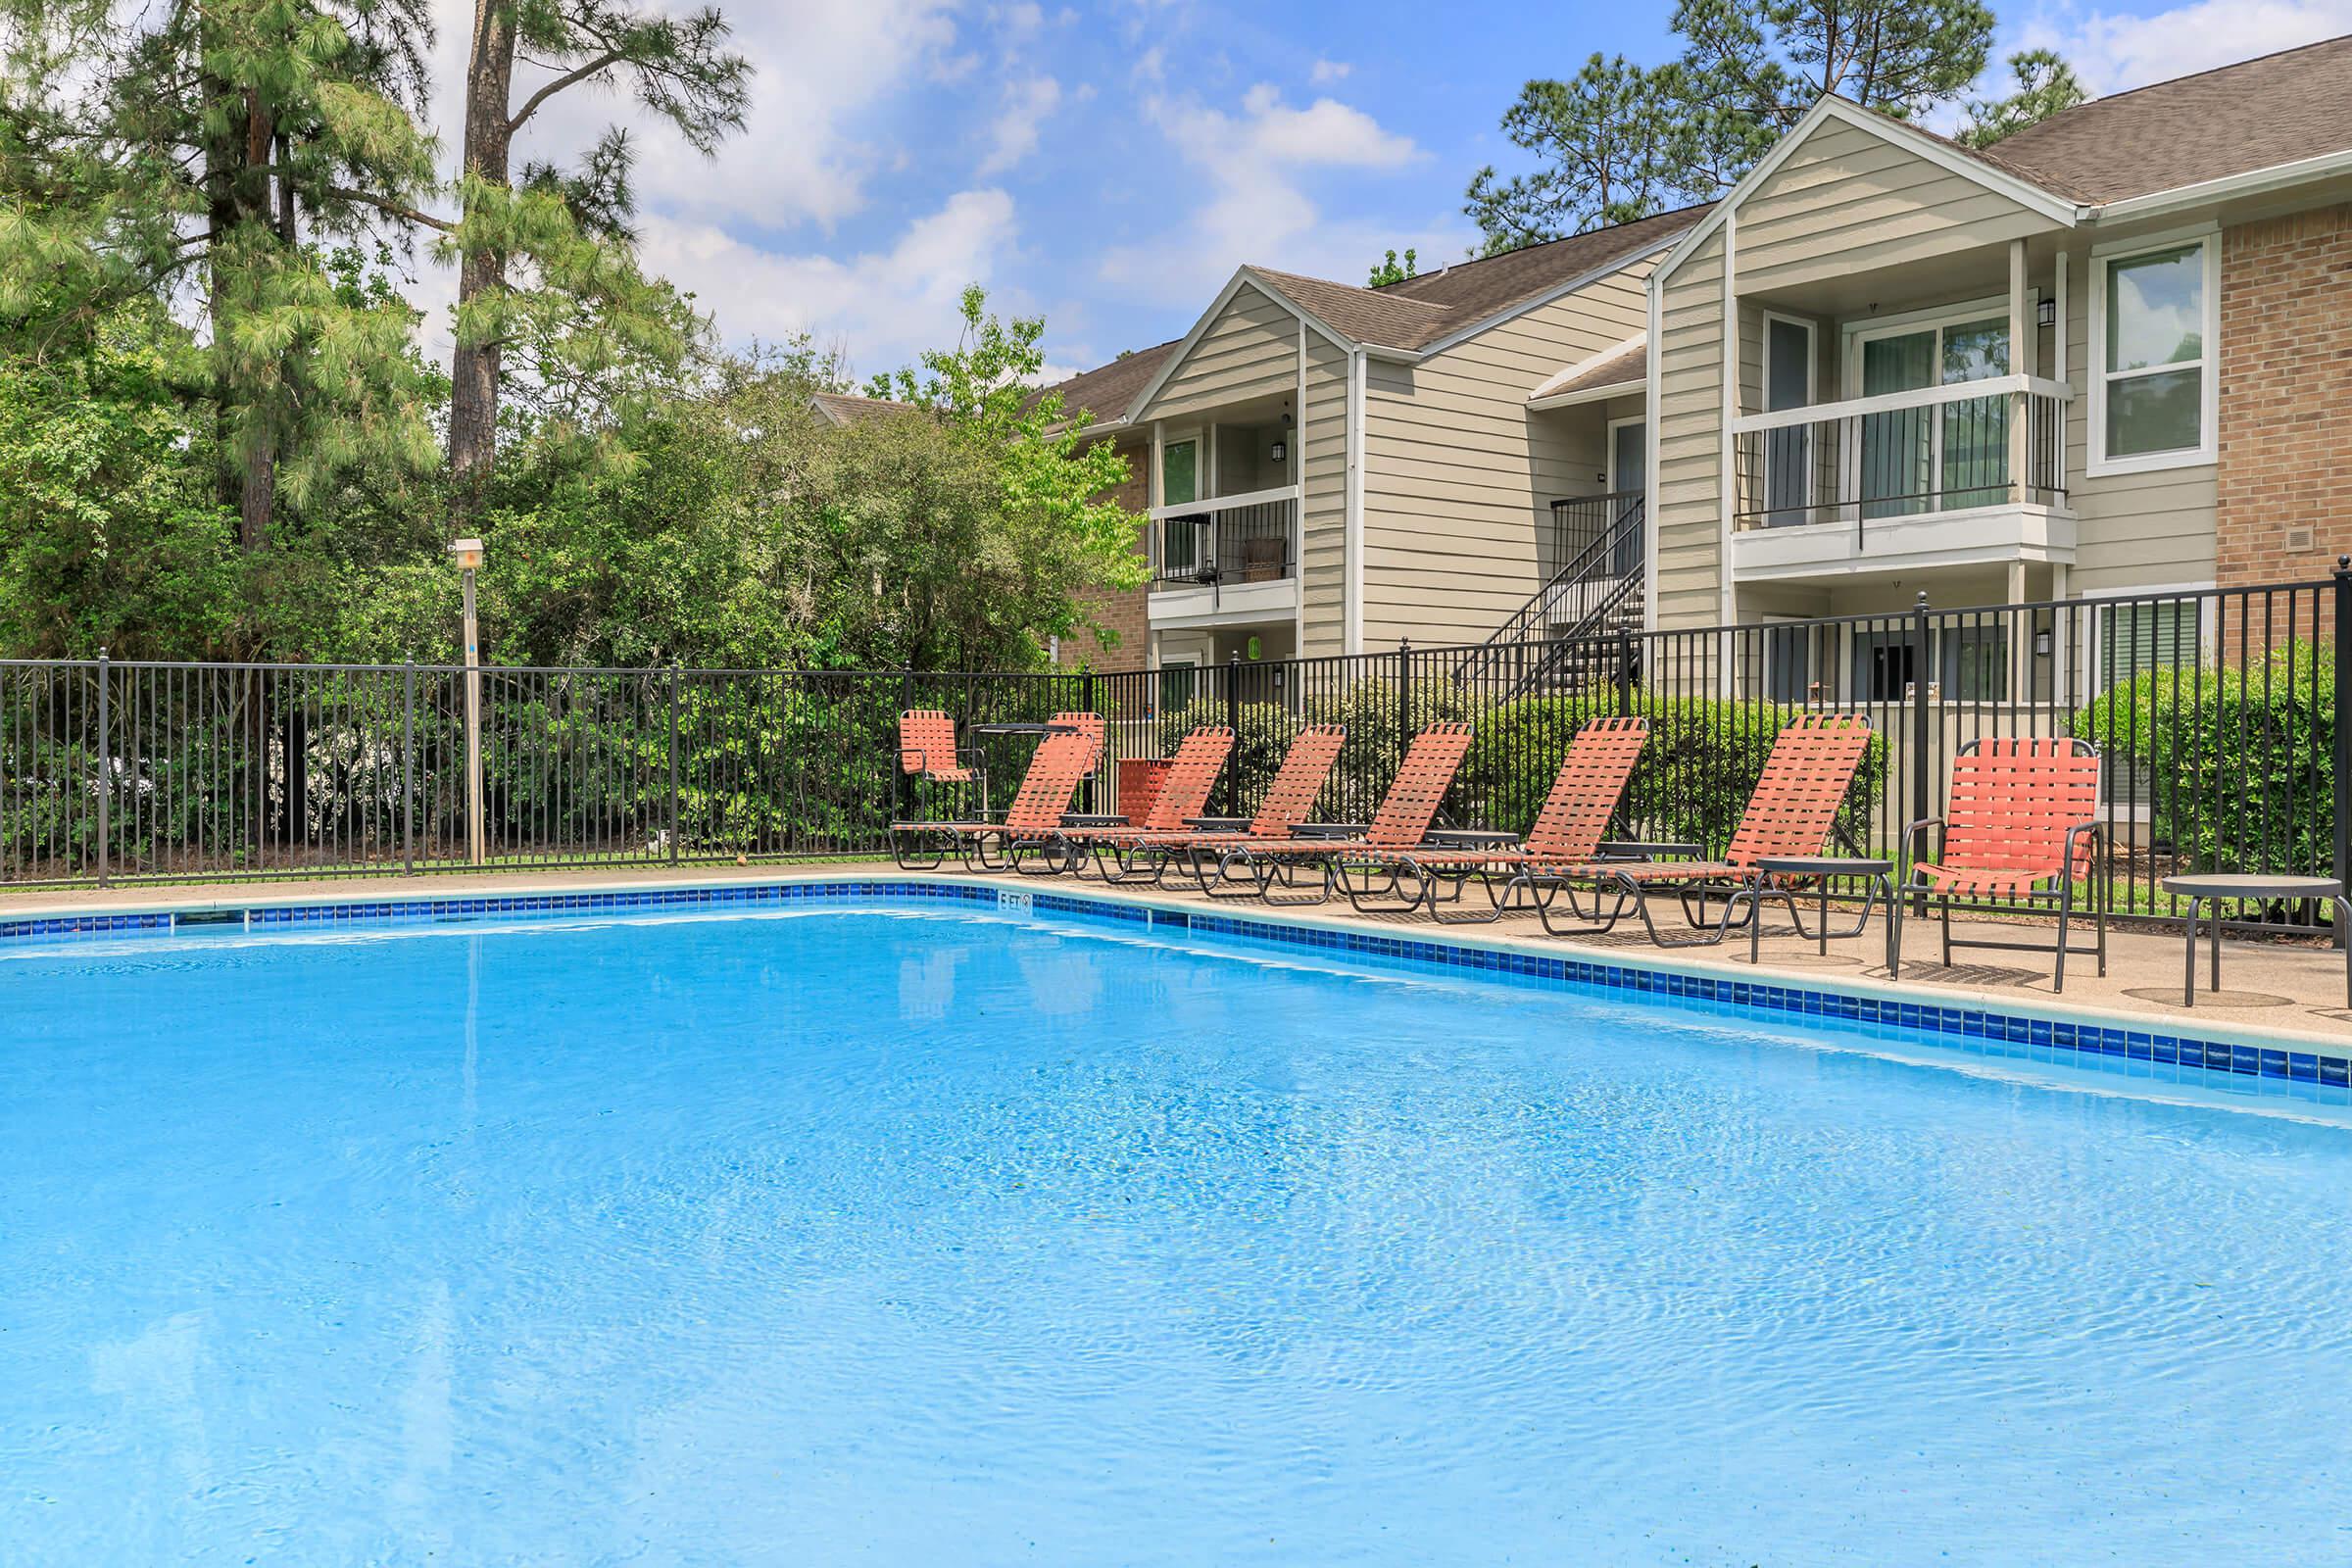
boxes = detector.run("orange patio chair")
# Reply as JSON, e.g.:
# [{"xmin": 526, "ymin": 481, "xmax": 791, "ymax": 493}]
[
  {"xmin": 1564, "ymin": 712, "xmax": 1876, "ymax": 947},
  {"xmin": 1049, "ymin": 725, "xmax": 1235, "ymax": 875},
  {"xmin": 1216, "ymin": 722, "xmax": 1476, "ymax": 905},
  {"xmin": 1332, "ymin": 716, "xmax": 1651, "ymax": 926},
  {"xmin": 897, "ymin": 708, "xmax": 982, "ymax": 819},
  {"xmin": 1080, "ymin": 724, "xmax": 1350, "ymax": 888},
  {"xmin": 889, "ymin": 710, "xmax": 1104, "ymax": 873},
  {"xmin": 1892, "ymin": 737, "xmax": 2106, "ymax": 991}
]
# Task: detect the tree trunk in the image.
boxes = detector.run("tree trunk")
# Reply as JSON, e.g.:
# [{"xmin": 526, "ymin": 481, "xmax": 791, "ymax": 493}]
[{"xmin": 450, "ymin": 0, "xmax": 518, "ymax": 520}]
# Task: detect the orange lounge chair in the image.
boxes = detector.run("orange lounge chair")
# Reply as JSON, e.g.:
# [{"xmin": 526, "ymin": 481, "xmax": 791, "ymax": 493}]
[
  {"xmin": 1049, "ymin": 725, "xmax": 1235, "ymax": 874},
  {"xmin": 1330, "ymin": 716, "xmax": 1651, "ymax": 926},
  {"xmin": 1566, "ymin": 712, "xmax": 1875, "ymax": 947},
  {"xmin": 897, "ymin": 708, "xmax": 983, "ymax": 820},
  {"xmin": 889, "ymin": 710, "xmax": 1104, "ymax": 873},
  {"xmin": 1892, "ymin": 737, "xmax": 2106, "ymax": 991},
  {"xmin": 1215, "ymin": 722, "xmax": 1476, "ymax": 905},
  {"xmin": 1075, "ymin": 724, "xmax": 1350, "ymax": 887}
]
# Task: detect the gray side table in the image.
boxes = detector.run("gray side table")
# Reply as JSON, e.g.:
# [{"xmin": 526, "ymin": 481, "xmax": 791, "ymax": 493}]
[
  {"xmin": 1743, "ymin": 856, "xmax": 1896, "ymax": 969},
  {"xmin": 2161, "ymin": 874, "xmax": 2352, "ymax": 1008}
]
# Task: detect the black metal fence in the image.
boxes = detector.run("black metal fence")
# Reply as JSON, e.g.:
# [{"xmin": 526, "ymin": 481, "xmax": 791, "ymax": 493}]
[{"xmin": 8, "ymin": 568, "xmax": 2346, "ymax": 937}]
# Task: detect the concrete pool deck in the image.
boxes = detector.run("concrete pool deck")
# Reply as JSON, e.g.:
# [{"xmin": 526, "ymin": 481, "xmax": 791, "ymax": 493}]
[{"xmin": 5, "ymin": 860, "xmax": 2347, "ymax": 1046}]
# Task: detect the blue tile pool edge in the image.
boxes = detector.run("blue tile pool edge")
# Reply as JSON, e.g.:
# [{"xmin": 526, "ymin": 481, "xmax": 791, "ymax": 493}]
[{"xmin": 7, "ymin": 873, "xmax": 2346, "ymax": 1091}]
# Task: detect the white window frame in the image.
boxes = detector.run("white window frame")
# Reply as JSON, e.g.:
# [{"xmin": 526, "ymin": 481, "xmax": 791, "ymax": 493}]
[
  {"xmin": 2085, "ymin": 225, "xmax": 2220, "ymax": 479},
  {"xmin": 1604, "ymin": 413, "xmax": 1646, "ymax": 495}
]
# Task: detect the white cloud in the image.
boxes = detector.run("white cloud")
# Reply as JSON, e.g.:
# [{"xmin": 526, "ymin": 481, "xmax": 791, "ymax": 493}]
[
  {"xmin": 2005, "ymin": 0, "xmax": 2352, "ymax": 93},
  {"xmin": 978, "ymin": 75, "xmax": 1064, "ymax": 175},
  {"xmin": 637, "ymin": 189, "xmax": 1022, "ymax": 374},
  {"xmin": 1132, "ymin": 45, "xmax": 1166, "ymax": 83},
  {"xmin": 1099, "ymin": 85, "xmax": 1445, "ymax": 305},
  {"xmin": 506, "ymin": 0, "xmax": 965, "ymax": 231},
  {"xmin": 1308, "ymin": 58, "xmax": 1351, "ymax": 84}
]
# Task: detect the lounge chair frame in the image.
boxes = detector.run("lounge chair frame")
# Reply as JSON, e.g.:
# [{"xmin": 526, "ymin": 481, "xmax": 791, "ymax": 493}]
[
  {"xmin": 1890, "ymin": 736, "xmax": 2107, "ymax": 991},
  {"xmin": 889, "ymin": 711, "xmax": 1103, "ymax": 873},
  {"xmin": 1222, "ymin": 723, "xmax": 1476, "ymax": 906}
]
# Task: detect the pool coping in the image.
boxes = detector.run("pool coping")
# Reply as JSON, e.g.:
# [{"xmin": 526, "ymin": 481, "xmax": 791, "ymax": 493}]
[{"xmin": 7, "ymin": 869, "xmax": 2349, "ymax": 1090}]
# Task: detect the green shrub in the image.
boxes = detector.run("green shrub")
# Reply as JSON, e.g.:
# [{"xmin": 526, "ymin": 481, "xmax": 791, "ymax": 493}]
[
  {"xmin": 1459, "ymin": 692, "xmax": 1890, "ymax": 851},
  {"xmin": 1299, "ymin": 678, "xmax": 1476, "ymax": 819},
  {"xmin": 2074, "ymin": 640, "xmax": 2335, "ymax": 875}
]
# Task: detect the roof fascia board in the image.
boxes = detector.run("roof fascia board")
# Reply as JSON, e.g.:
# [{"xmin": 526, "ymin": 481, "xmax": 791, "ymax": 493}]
[
  {"xmin": 1528, "ymin": 378, "xmax": 1642, "ymax": 412},
  {"xmin": 1406, "ymin": 232, "xmax": 1689, "ymax": 359},
  {"xmin": 1527, "ymin": 330, "xmax": 1646, "ymax": 402},
  {"xmin": 2090, "ymin": 145, "xmax": 2352, "ymax": 222},
  {"xmin": 1126, "ymin": 269, "xmax": 1356, "ymax": 423},
  {"xmin": 1654, "ymin": 96, "xmax": 2075, "ymax": 287}
]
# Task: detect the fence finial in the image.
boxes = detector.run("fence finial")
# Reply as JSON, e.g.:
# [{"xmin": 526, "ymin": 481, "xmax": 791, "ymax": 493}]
[{"xmin": 2337, "ymin": 554, "xmax": 2350, "ymax": 575}]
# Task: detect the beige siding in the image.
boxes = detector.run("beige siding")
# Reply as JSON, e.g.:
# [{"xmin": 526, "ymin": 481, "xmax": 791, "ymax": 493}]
[
  {"xmin": 1653, "ymin": 229, "xmax": 1726, "ymax": 629},
  {"xmin": 1736, "ymin": 119, "xmax": 2058, "ymax": 295},
  {"xmin": 2054, "ymin": 242, "xmax": 2219, "ymax": 592},
  {"xmin": 1140, "ymin": 282, "xmax": 1298, "ymax": 421},
  {"xmin": 1299, "ymin": 335, "xmax": 1349, "ymax": 657},
  {"xmin": 1356, "ymin": 267, "xmax": 1652, "ymax": 649}
]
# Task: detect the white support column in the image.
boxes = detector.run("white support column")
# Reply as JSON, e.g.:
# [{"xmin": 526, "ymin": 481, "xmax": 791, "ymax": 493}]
[
  {"xmin": 1148, "ymin": 420, "xmax": 1165, "ymax": 671},
  {"xmin": 2008, "ymin": 559, "xmax": 2031, "ymax": 705},
  {"xmin": 1293, "ymin": 320, "xmax": 1307, "ymax": 658},
  {"xmin": 2010, "ymin": 239, "xmax": 2030, "ymax": 503},
  {"xmin": 1718, "ymin": 210, "xmax": 1739, "ymax": 690},
  {"xmin": 1344, "ymin": 350, "xmax": 1366, "ymax": 656}
]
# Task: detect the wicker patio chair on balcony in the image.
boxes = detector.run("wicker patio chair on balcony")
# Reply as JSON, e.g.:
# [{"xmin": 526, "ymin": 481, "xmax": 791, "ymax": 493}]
[
  {"xmin": 1330, "ymin": 716, "xmax": 1650, "ymax": 926},
  {"xmin": 1892, "ymin": 737, "xmax": 2106, "ymax": 991},
  {"xmin": 1214, "ymin": 722, "xmax": 1477, "ymax": 906},
  {"xmin": 1559, "ymin": 712, "xmax": 1876, "ymax": 947},
  {"xmin": 889, "ymin": 710, "xmax": 1103, "ymax": 873}
]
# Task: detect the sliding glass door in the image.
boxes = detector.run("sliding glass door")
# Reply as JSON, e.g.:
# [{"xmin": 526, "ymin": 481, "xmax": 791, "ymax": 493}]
[{"xmin": 1854, "ymin": 314, "xmax": 2011, "ymax": 520}]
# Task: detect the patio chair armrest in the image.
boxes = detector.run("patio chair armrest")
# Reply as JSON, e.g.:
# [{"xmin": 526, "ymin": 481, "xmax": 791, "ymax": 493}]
[
  {"xmin": 2063, "ymin": 818, "xmax": 2106, "ymax": 862},
  {"xmin": 1594, "ymin": 840, "xmax": 1702, "ymax": 861},
  {"xmin": 1898, "ymin": 816, "xmax": 1944, "ymax": 869},
  {"xmin": 1292, "ymin": 821, "xmax": 1368, "ymax": 840},
  {"xmin": 1183, "ymin": 816, "xmax": 1250, "ymax": 831}
]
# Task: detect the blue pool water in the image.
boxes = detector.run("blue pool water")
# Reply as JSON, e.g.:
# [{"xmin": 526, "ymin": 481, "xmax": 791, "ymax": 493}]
[{"xmin": 6, "ymin": 904, "xmax": 2352, "ymax": 1564}]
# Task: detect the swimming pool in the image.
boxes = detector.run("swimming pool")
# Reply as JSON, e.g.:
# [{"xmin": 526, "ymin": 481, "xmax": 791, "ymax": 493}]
[{"xmin": 6, "ymin": 898, "xmax": 2350, "ymax": 1563}]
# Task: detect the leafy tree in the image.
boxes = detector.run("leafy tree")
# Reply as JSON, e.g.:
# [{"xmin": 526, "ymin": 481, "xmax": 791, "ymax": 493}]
[
  {"xmin": 1465, "ymin": 1, "xmax": 2034, "ymax": 250},
  {"xmin": 1958, "ymin": 49, "xmax": 2087, "ymax": 147},
  {"xmin": 443, "ymin": 1, "xmax": 751, "ymax": 518},
  {"xmin": 1367, "ymin": 247, "xmax": 1419, "ymax": 286},
  {"xmin": 0, "ymin": 0, "xmax": 443, "ymax": 569},
  {"xmin": 1466, "ymin": 56, "xmax": 1688, "ymax": 254}
]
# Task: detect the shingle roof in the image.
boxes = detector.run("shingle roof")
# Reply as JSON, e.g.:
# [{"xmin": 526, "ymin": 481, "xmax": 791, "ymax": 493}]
[
  {"xmin": 1247, "ymin": 268, "xmax": 1458, "ymax": 350},
  {"xmin": 808, "ymin": 391, "xmax": 919, "ymax": 426},
  {"xmin": 1978, "ymin": 33, "xmax": 2352, "ymax": 203},
  {"xmin": 1036, "ymin": 339, "xmax": 1178, "ymax": 426},
  {"xmin": 1374, "ymin": 206, "xmax": 1712, "ymax": 334},
  {"xmin": 1529, "ymin": 337, "xmax": 1647, "ymax": 404}
]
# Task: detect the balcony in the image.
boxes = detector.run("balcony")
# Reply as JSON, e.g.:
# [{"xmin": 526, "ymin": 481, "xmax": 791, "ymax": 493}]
[
  {"xmin": 1147, "ymin": 485, "xmax": 1299, "ymax": 629},
  {"xmin": 1730, "ymin": 375, "xmax": 2073, "ymax": 582}
]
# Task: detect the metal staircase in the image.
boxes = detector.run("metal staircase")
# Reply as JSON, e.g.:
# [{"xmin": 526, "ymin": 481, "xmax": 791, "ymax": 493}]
[{"xmin": 1454, "ymin": 493, "xmax": 1645, "ymax": 697}]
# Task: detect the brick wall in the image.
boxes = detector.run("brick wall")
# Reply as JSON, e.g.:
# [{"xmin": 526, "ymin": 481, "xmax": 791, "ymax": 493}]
[
  {"xmin": 1055, "ymin": 438, "xmax": 1152, "ymax": 671},
  {"xmin": 2217, "ymin": 204, "xmax": 2352, "ymax": 643}
]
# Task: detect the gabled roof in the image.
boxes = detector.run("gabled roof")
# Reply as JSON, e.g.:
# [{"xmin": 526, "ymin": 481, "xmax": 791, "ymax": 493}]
[
  {"xmin": 1040, "ymin": 204, "xmax": 1705, "ymax": 426},
  {"xmin": 1980, "ymin": 33, "xmax": 2352, "ymax": 205},
  {"xmin": 808, "ymin": 391, "xmax": 919, "ymax": 426},
  {"xmin": 1034, "ymin": 340, "xmax": 1178, "ymax": 430},
  {"xmin": 1528, "ymin": 335, "xmax": 1646, "ymax": 409}
]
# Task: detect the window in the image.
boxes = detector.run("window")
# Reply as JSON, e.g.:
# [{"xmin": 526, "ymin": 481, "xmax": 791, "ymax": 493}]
[
  {"xmin": 1936, "ymin": 622, "xmax": 2010, "ymax": 702},
  {"xmin": 2090, "ymin": 233, "xmax": 2216, "ymax": 474},
  {"xmin": 1761, "ymin": 316, "xmax": 1813, "ymax": 527},
  {"xmin": 1849, "ymin": 308, "xmax": 2011, "ymax": 518},
  {"xmin": 1160, "ymin": 437, "xmax": 1200, "ymax": 573},
  {"xmin": 1850, "ymin": 630, "xmax": 1922, "ymax": 703}
]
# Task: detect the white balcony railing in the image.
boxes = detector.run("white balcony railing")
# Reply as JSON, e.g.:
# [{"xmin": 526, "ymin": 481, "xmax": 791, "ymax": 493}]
[
  {"xmin": 1733, "ymin": 375, "xmax": 2069, "ymax": 534},
  {"xmin": 1150, "ymin": 484, "xmax": 1299, "ymax": 590}
]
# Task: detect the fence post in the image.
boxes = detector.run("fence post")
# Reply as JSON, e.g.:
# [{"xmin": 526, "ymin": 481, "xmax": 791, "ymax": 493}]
[
  {"xmin": 667, "ymin": 665, "xmax": 682, "ymax": 865},
  {"xmin": 1910, "ymin": 591, "xmax": 1933, "ymax": 913},
  {"xmin": 1616, "ymin": 628, "xmax": 1636, "ymax": 717},
  {"xmin": 93, "ymin": 647, "xmax": 109, "ymax": 888},
  {"xmin": 1223, "ymin": 652, "xmax": 1243, "ymax": 817},
  {"xmin": 402, "ymin": 660, "xmax": 416, "ymax": 875},
  {"xmin": 2334, "ymin": 556, "xmax": 2349, "ymax": 950},
  {"xmin": 1083, "ymin": 668, "xmax": 1100, "ymax": 815},
  {"xmin": 898, "ymin": 660, "xmax": 914, "ymax": 827}
]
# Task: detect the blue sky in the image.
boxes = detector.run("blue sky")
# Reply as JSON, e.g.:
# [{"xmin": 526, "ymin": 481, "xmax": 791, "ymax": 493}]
[{"xmin": 434, "ymin": 0, "xmax": 2352, "ymax": 385}]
